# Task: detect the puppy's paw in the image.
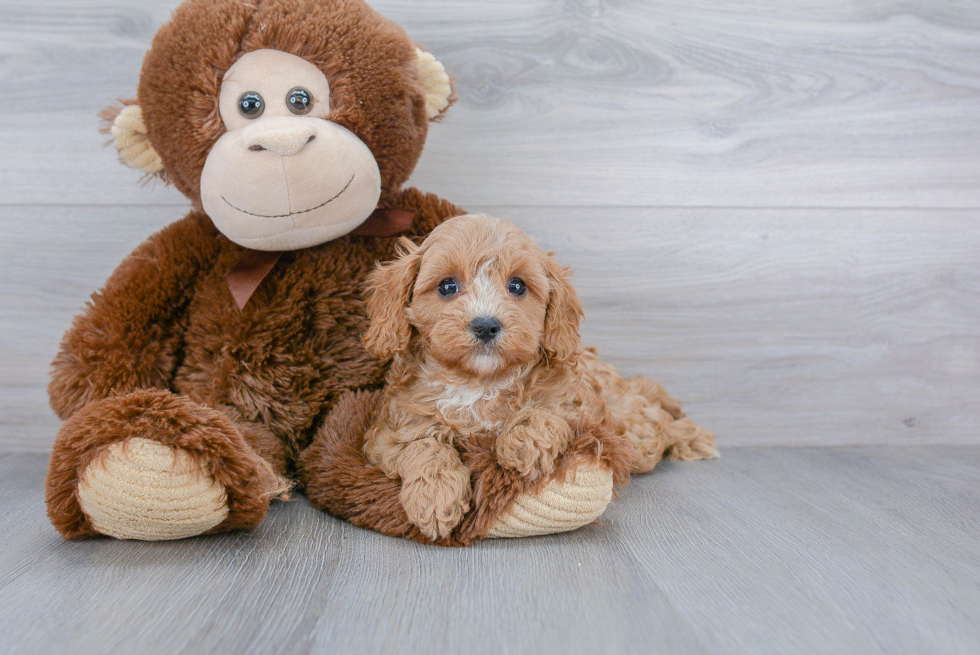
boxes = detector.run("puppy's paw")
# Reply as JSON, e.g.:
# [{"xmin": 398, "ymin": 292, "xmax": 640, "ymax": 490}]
[
  {"xmin": 497, "ymin": 410, "xmax": 573, "ymax": 481},
  {"xmin": 400, "ymin": 463, "xmax": 472, "ymax": 540}
]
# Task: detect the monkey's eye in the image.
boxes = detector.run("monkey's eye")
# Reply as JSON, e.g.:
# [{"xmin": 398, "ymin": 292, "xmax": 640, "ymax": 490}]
[
  {"xmin": 437, "ymin": 278, "xmax": 459, "ymax": 297},
  {"xmin": 287, "ymin": 88, "xmax": 313, "ymax": 115},
  {"xmin": 238, "ymin": 92, "xmax": 265, "ymax": 118},
  {"xmin": 508, "ymin": 278, "xmax": 527, "ymax": 296}
]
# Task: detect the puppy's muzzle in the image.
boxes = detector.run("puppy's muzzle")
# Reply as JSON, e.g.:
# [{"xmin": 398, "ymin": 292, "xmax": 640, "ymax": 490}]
[{"xmin": 471, "ymin": 316, "xmax": 502, "ymax": 343}]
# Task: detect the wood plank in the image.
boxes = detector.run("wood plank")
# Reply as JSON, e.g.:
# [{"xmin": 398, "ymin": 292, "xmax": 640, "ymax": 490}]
[
  {"xmin": 610, "ymin": 446, "xmax": 980, "ymax": 655},
  {"xmin": 0, "ymin": 205, "xmax": 178, "ymax": 450},
  {"xmin": 0, "ymin": 455, "xmax": 356, "ymax": 655},
  {"xmin": 0, "ymin": 1, "xmax": 188, "ymax": 206},
  {"xmin": 308, "ymin": 518, "xmax": 709, "ymax": 654},
  {"xmin": 507, "ymin": 206, "xmax": 980, "ymax": 447},
  {"xmin": 1, "ymin": 0, "xmax": 979, "ymax": 207},
  {"xmin": 1, "ymin": 448, "xmax": 978, "ymax": 654},
  {"xmin": 0, "ymin": 453, "xmax": 709, "ymax": 655},
  {"xmin": 2, "ymin": 205, "xmax": 977, "ymax": 450}
]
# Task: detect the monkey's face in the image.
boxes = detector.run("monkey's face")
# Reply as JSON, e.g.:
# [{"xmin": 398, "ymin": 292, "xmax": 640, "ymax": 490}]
[
  {"xmin": 200, "ymin": 50, "xmax": 382, "ymax": 251},
  {"xmin": 115, "ymin": 0, "xmax": 453, "ymax": 248}
]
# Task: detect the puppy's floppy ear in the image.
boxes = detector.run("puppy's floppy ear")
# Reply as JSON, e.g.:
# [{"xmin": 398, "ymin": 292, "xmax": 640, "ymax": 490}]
[
  {"xmin": 363, "ymin": 238, "xmax": 423, "ymax": 359},
  {"xmin": 541, "ymin": 255, "xmax": 584, "ymax": 366}
]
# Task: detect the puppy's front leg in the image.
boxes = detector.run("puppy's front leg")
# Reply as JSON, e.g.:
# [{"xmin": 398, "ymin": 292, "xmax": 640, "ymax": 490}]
[
  {"xmin": 496, "ymin": 408, "xmax": 573, "ymax": 481},
  {"xmin": 396, "ymin": 436, "xmax": 471, "ymax": 540}
]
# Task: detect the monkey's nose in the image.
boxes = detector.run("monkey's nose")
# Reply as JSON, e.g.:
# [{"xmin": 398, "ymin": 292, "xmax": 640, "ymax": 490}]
[
  {"xmin": 471, "ymin": 316, "xmax": 502, "ymax": 343},
  {"xmin": 242, "ymin": 118, "xmax": 317, "ymax": 157}
]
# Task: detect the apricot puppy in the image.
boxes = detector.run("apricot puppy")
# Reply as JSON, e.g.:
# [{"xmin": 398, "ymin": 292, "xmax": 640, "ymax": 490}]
[{"xmin": 362, "ymin": 214, "xmax": 718, "ymax": 540}]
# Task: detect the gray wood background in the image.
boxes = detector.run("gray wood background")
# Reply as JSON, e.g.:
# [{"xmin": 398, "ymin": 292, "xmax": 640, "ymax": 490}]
[{"xmin": 1, "ymin": 0, "xmax": 979, "ymax": 450}]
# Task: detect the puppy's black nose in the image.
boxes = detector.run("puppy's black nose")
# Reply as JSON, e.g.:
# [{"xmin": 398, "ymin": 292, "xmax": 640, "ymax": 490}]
[{"xmin": 471, "ymin": 316, "xmax": 502, "ymax": 343}]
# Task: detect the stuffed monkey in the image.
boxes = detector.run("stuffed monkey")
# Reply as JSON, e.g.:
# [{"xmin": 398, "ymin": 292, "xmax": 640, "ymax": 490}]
[{"xmin": 46, "ymin": 0, "xmax": 713, "ymax": 546}]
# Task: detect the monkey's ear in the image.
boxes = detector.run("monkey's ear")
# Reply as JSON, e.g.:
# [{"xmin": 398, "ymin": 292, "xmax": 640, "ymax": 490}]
[
  {"xmin": 415, "ymin": 48, "xmax": 455, "ymax": 121},
  {"xmin": 99, "ymin": 102, "xmax": 164, "ymax": 175}
]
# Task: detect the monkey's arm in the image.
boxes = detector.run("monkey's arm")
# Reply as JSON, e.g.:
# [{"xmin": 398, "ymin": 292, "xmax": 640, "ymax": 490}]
[{"xmin": 48, "ymin": 211, "xmax": 224, "ymax": 420}]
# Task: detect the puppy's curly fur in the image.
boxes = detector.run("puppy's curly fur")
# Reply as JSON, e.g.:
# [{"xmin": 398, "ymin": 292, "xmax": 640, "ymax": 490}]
[{"xmin": 362, "ymin": 214, "xmax": 718, "ymax": 540}]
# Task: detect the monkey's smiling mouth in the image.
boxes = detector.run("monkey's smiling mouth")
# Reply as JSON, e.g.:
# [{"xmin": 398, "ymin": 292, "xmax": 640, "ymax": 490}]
[{"xmin": 221, "ymin": 174, "xmax": 355, "ymax": 219}]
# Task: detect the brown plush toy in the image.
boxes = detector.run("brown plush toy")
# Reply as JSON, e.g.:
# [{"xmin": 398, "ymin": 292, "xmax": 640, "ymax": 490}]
[{"xmin": 45, "ymin": 0, "xmax": 717, "ymax": 546}]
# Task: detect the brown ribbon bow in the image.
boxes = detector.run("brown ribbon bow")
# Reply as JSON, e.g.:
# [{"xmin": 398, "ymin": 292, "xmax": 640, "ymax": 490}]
[{"xmin": 225, "ymin": 207, "xmax": 417, "ymax": 310}]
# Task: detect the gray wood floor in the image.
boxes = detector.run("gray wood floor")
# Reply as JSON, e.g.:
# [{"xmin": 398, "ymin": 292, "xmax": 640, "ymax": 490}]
[{"xmin": 1, "ymin": 447, "xmax": 978, "ymax": 655}]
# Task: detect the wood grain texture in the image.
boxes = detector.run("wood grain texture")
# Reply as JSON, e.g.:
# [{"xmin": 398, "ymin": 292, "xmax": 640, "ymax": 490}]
[
  {"xmin": 3, "ymin": 205, "xmax": 977, "ymax": 451},
  {"xmin": 611, "ymin": 446, "xmax": 980, "ymax": 655},
  {"xmin": 510, "ymin": 206, "xmax": 980, "ymax": 448},
  {"xmin": 0, "ymin": 447, "xmax": 977, "ymax": 654},
  {"xmin": 1, "ymin": 4, "xmax": 977, "ymax": 650},
  {"xmin": 1, "ymin": 0, "xmax": 979, "ymax": 207}
]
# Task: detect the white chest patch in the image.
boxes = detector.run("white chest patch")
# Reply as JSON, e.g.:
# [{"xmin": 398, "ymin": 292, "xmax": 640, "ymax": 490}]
[
  {"xmin": 436, "ymin": 385, "xmax": 493, "ymax": 413},
  {"xmin": 424, "ymin": 368, "xmax": 526, "ymax": 428}
]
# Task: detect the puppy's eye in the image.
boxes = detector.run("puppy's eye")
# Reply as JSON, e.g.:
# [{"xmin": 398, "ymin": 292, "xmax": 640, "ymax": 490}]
[
  {"xmin": 287, "ymin": 87, "xmax": 313, "ymax": 115},
  {"xmin": 508, "ymin": 278, "xmax": 527, "ymax": 296},
  {"xmin": 437, "ymin": 278, "xmax": 459, "ymax": 297},
  {"xmin": 238, "ymin": 92, "xmax": 265, "ymax": 118}
]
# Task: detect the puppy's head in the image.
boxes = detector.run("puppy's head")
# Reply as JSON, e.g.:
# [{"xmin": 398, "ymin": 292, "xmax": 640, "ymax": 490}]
[{"xmin": 364, "ymin": 214, "xmax": 583, "ymax": 376}]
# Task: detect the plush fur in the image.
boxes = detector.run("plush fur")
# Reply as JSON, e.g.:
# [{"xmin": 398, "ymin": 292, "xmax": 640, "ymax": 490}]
[
  {"xmin": 46, "ymin": 389, "xmax": 286, "ymax": 539},
  {"xmin": 47, "ymin": 187, "xmax": 459, "ymax": 537},
  {"xmin": 46, "ymin": 0, "xmax": 715, "ymax": 543},
  {"xmin": 47, "ymin": 0, "xmax": 457, "ymax": 539}
]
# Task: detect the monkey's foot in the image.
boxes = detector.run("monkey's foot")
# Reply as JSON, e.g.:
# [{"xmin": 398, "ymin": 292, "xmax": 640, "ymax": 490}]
[
  {"xmin": 46, "ymin": 389, "xmax": 284, "ymax": 541},
  {"xmin": 77, "ymin": 438, "xmax": 229, "ymax": 541},
  {"xmin": 486, "ymin": 462, "xmax": 614, "ymax": 538}
]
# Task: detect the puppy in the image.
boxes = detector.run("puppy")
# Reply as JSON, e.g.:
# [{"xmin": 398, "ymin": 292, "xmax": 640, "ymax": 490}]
[{"xmin": 362, "ymin": 214, "xmax": 717, "ymax": 540}]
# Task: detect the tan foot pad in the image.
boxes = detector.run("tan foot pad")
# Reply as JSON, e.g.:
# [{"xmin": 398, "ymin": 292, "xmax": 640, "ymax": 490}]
[
  {"xmin": 77, "ymin": 438, "xmax": 229, "ymax": 541},
  {"xmin": 486, "ymin": 464, "xmax": 614, "ymax": 538}
]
